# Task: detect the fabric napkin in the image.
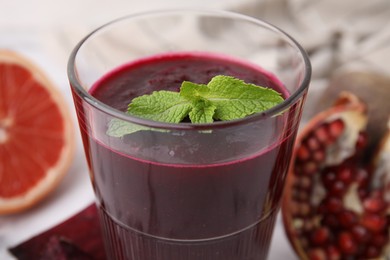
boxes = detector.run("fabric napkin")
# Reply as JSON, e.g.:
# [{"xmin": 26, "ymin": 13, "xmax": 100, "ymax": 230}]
[{"xmin": 8, "ymin": 204, "xmax": 104, "ymax": 260}]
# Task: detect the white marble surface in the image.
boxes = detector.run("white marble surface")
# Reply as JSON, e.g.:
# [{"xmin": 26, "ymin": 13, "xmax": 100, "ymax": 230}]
[{"xmin": 6, "ymin": 0, "xmax": 388, "ymax": 259}]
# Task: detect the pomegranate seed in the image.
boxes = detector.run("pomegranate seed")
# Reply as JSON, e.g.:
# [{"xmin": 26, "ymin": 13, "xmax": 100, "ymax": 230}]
[
  {"xmin": 363, "ymin": 196, "xmax": 386, "ymax": 213},
  {"xmin": 293, "ymin": 176, "xmax": 310, "ymax": 191},
  {"xmin": 320, "ymin": 197, "xmax": 343, "ymax": 214},
  {"xmin": 326, "ymin": 245, "xmax": 341, "ymax": 260},
  {"xmin": 292, "ymin": 188, "xmax": 300, "ymax": 200},
  {"xmin": 310, "ymin": 227, "xmax": 330, "ymax": 246},
  {"xmin": 337, "ymin": 232, "xmax": 358, "ymax": 255},
  {"xmin": 314, "ymin": 126, "xmax": 331, "ymax": 144},
  {"xmin": 313, "ymin": 149, "xmax": 325, "ymax": 162},
  {"xmin": 296, "ymin": 190, "xmax": 309, "ymax": 202},
  {"xmin": 328, "ymin": 118, "xmax": 345, "ymax": 139},
  {"xmin": 321, "ymin": 170, "xmax": 337, "ymax": 189},
  {"xmin": 355, "ymin": 168, "xmax": 369, "ymax": 188},
  {"xmin": 336, "ymin": 165, "xmax": 353, "ymax": 185},
  {"xmin": 308, "ymin": 248, "xmax": 326, "ymax": 260},
  {"xmin": 303, "ymin": 220, "xmax": 314, "ymax": 232},
  {"xmin": 297, "ymin": 145, "xmax": 310, "ymax": 161},
  {"xmin": 355, "ymin": 131, "xmax": 368, "ymax": 151},
  {"xmin": 303, "ymin": 161, "xmax": 318, "ymax": 175},
  {"xmin": 300, "ymin": 237, "xmax": 309, "ymax": 248},
  {"xmin": 370, "ymin": 189, "xmax": 384, "ymax": 198},
  {"xmin": 290, "ymin": 201, "xmax": 306, "ymax": 217},
  {"xmin": 321, "ymin": 214, "xmax": 340, "ymax": 229},
  {"xmin": 296, "ymin": 202, "xmax": 311, "ymax": 217},
  {"xmin": 351, "ymin": 225, "xmax": 370, "ymax": 243},
  {"xmin": 329, "ymin": 180, "xmax": 346, "ymax": 197},
  {"xmin": 338, "ymin": 210, "xmax": 358, "ymax": 228},
  {"xmin": 370, "ymin": 233, "xmax": 388, "ymax": 247},
  {"xmin": 306, "ymin": 136, "xmax": 321, "ymax": 151},
  {"xmin": 358, "ymin": 188, "xmax": 368, "ymax": 200},
  {"xmin": 289, "ymin": 202, "xmax": 300, "ymax": 216},
  {"xmin": 361, "ymin": 214, "xmax": 387, "ymax": 233},
  {"xmin": 364, "ymin": 245, "xmax": 381, "ymax": 258},
  {"xmin": 299, "ymin": 176, "xmax": 312, "ymax": 190}
]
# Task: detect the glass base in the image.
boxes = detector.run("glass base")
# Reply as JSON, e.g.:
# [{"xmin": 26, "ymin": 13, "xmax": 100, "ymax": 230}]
[{"xmin": 98, "ymin": 207, "xmax": 277, "ymax": 260}]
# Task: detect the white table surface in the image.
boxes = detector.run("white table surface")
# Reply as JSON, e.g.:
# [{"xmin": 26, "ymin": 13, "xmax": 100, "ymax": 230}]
[{"xmin": 0, "ymin": 1, "xmax": 297, "ymax": 259}]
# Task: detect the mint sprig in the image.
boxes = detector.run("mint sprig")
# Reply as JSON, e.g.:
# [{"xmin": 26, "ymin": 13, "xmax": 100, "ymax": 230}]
[
  {"xmin": 107, "ymin": 75, "xmax": 284, "ymax": 137},
  {"xmin": 128, "ymin": 90, "xmax": 192, "ymax": 123}
]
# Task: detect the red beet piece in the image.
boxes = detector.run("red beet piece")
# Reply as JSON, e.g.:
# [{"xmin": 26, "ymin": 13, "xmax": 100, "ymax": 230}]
[{"xmin": 8, "ymin": 204, "xmax": 105, "ymax": 260}]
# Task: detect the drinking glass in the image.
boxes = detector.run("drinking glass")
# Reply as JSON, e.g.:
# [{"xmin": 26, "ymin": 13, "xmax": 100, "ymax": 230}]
[{"xmin": 68, "ymin": 9, "xmax": 311, "ymax": 260}]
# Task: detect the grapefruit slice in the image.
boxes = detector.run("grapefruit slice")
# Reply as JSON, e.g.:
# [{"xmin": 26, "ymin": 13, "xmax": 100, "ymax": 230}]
[{"xmin": 0, "ymin": 50, "xmax": 74, "ymax": 214}]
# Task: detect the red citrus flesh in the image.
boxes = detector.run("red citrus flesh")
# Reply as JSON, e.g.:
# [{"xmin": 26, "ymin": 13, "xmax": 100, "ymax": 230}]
[{"xmin": 0, "ymin": 50, "xmax": 74, "ymax": 214}]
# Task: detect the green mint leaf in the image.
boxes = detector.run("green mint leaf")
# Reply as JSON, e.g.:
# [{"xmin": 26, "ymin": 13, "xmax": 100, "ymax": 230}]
[
  {"xmin": 128, "ymin": 90, "xmax": 192, "ymax": 123},
  {"xmin": 107, "ymin": 74, "xmax": 285, "ymax": 137},
  {"xmin": 180, "ymin": 82, "xmax": 216, "ymax": 123},
  {"xmin": 106, "ymin": 118, "xmax": 168, "ymax": 137},
  {"xmin": 189, "ymin": 99, "xmax": 216, "ymax": 124},
  {"xmin": 180, "ymin": 81, "xmax": 210, "ymax": 101},
  {"xmin": 106, "ymin": 118, "xmax": 149, "ymax": 137},
  {"xmin": 206, "ymin": 75, "xmax": 284, "ymax": 121}
]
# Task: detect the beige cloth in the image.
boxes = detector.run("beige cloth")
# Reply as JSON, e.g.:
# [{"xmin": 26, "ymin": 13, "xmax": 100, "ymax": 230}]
[
  {"xmin": 232, "ymin": 0, "xmax": 390, "ymax": 127},
  {"xmin": 233, "ymin": 0, "xmax": 390, "ymax": 78}
]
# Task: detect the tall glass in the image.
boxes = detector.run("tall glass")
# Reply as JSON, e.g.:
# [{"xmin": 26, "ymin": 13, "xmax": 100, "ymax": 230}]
[{"xmin": 68, "ymin": 9, "xmax": 310, "ymax": 260}]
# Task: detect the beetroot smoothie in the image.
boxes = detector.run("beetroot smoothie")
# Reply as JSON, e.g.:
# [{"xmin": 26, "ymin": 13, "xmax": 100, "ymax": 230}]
[{"xmin": 72, "ymin": 53, "xmax": 297, "ymax": 259}]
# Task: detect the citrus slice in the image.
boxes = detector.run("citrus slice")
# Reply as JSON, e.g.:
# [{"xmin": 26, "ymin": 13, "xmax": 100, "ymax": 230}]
[{"xmin": 0, "ymin": 50, "xmax": 74, "ymax": 214}]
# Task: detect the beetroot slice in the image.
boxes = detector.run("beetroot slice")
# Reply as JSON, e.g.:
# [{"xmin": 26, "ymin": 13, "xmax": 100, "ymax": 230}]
[{"xmin": 8, "ymin": 204, "xmax": 106, "ymax": 260}]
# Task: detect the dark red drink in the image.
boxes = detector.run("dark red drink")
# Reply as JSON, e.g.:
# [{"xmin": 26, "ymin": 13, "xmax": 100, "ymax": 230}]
[{"xmin": 72, "ymin": 53, "xmax": 297, "ymax": 259}]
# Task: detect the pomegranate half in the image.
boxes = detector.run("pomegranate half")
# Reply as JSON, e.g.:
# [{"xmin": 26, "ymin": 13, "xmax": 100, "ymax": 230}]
[{"xmin": 282, "ymin": 92, "xmax": 390, "ymax": 259}]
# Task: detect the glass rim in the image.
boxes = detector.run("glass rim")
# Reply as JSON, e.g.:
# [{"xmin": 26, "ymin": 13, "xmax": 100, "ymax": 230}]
[{"xmin": 67, "ymin": 8, "xmax": 311, "ymax": 130}]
